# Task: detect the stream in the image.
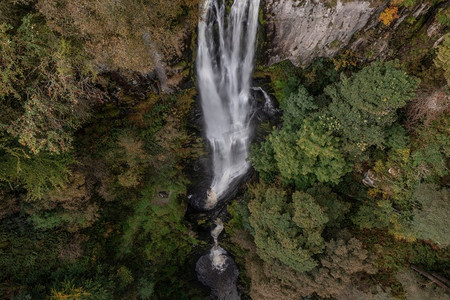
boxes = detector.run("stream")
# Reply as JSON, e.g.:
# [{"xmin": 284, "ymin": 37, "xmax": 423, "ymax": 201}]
[{"xmin": 192, "ymin": 0, "xmax": 261, "ymax": 298}]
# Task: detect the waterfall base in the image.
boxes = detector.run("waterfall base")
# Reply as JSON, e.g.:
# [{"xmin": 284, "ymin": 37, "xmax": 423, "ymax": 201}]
[
  {"xmin": 205, "ymin": 188, "xmax": 219, "ymax": 209},
  {"xmin": 196, "ymin": 247, "xmax": 240, "ymax": 300}
]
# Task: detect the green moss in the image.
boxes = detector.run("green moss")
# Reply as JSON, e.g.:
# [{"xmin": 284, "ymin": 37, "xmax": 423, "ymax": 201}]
[
  {"xmin": 258, "ymin": 7, "xmax": 266, "ymax": 25},
  {"xmin": 255, "ymin": 60, "xmax": 301, "ymax": 101},
  {"xmin": 329, "ymin": 39, "xmax": 342, "ymax": 49},
  {"xmin": 436, "ymin": 7, "xmax": 450, "ymax": 26}
]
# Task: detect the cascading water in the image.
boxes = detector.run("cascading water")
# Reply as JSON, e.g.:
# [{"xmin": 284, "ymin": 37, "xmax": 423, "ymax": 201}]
[
  {"xmin": 194, "ymin": 1, "xmax": 260, "ymax": 298},
  {"xmin": 197, "ymin": 0, "xmax": 260, "ymax": 209}
]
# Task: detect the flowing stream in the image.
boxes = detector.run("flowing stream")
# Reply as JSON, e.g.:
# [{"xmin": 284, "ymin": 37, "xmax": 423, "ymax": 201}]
[
  {"xmin": 197, "ymin": 0, "xmax": 260, "ymax": 209},
  {"xmin": 195, "ymin": 0, "xmax": 260, "ymax": 298}
]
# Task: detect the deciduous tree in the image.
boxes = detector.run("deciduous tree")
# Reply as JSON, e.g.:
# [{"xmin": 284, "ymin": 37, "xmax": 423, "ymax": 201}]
[{"xmin": 36, "ymin": 0, "xmax": 200, "ymax": 73}]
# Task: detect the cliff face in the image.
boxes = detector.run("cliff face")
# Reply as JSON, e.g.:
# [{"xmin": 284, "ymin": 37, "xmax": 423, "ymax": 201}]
[
  {"xmin": 262, "ymin": 0, "xmax": 447, "ymax": 68},
  {"xmin": 263, "ymin": 0, "xmax": 379, "ymax": 66}
]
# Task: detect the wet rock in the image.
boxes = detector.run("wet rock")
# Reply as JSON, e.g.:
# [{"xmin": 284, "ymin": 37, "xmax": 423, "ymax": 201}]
[{"xmin": 196, "ymin": 248, "xmax": 240, "ymax": 300}]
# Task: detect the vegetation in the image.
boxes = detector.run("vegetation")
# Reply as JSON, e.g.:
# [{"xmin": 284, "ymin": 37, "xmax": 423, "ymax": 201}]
[
  {"xmin": 233, "ymin": 55, "xmax": 448, "ymax": 299},
  {"xmin": 379, "ymin": 6, "xmax": 400, "ymax": 26},
  {"xmin": 0, "ymin": 0, "xmax": 449, "ymax": 299},
  {"xmin": 36, "ymin": 0, "xmax": 201, "ymax": 73},
  {"xmin": 0, "ymin": 1, "xmax": 205, "ymax": 298}
]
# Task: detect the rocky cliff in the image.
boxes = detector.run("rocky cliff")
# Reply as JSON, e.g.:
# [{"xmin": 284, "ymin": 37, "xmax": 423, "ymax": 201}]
[
  {"xmin": 262, "ymin": 0, "xmax": 381, "ymax": 66},
  {"xmin": 261, "ymin": 0, "xmax": 447, "ymax": 67}
]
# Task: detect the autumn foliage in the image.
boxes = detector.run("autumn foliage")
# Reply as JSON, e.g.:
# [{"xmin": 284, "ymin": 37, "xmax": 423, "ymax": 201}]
[{"xmin": 379, "ymin": 6, "xmax": 400, "ymax": 26}]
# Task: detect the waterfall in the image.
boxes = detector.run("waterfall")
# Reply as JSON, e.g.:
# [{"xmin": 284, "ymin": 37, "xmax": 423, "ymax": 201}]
[
  {"xmin": 195, "ymin": 1, "xmax": 260, "ymax": 297},
  {"xmin": 252, "ymin": 86, "xmax": 276, "ymax": 112},
  {"xmin": 197, "ymin": 0, "xmax": 260, "ymax": 209}
]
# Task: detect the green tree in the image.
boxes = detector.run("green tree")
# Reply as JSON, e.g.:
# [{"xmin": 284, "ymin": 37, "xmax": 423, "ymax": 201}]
[
  {"xmin": 249, "ymin": 139, "xmax": 277, "ymax": 182},
  {"xmin": 325, "ymin": 61, "xmax": 419, "ymax": 155},
  {"xmin": 292, "ymin": 192, "xmax": 329, "ymax": 252},
  {"xmin": 248, "ymin": 184, "xmax": 328, "ymax": 273},
  {"xmin": 352, "ymin": 199, "xmax": 394, "ymax": 230},
  {"xmin": 0, "ymin": 144, "xmax": 73, "ymax": 200},
  {"xmin": 262, "ymin": 117, "xmax": 349, "ymax": 187},
  {"xmin": 121, "ymin": 181, "xmax": 198, "ymax": 289},
  {"xmin": 26, "ymin": 171, "xmax": 99, "ymax": 232},
  {"xmin": 247, "ymin": 237, "xmax": 376, "ymax": 300},
  {"xmin": 354, "ymin": 115, "xmax": 449, "ymax": 238},
  {"xmin": 411, "ymin": 184, "xmax": 450, "ymax": 246},
  {"xmin": 280, "ymin": 85, "xmax": 317, "ymax": 130},
  {"xmin": 434, "ymin": 33, "xmax": 450, "ymax": 86},
  {"xmin": 307, "ymin": 184, "xmax": 350, "ymax": 227},
  {"xmin": 269, "ymin": 129, "xmax": 302, "ymax": 184},
  {"xmin": 0, "ymin": 15, "xmax": 101, "ymax": 154},
  {"xmin": 137, "ymin": 278, "xmax": 155, "ymax": 299},
  {"xmin": 296, "ymin": 117, "xmax": 349, "ymax": 184}
]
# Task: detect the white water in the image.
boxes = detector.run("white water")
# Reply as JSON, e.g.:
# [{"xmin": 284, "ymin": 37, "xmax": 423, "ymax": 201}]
[
  {"xmin": 252, "ymin": 86, "xmax": 276, "ymax": 112},
  {"xmin": 210, "ymin": 219, "xmax": 227, "ymax": 272},
  {"xmin": 197, "ymin": 0, "xmax": 260, "ymax": 208}
]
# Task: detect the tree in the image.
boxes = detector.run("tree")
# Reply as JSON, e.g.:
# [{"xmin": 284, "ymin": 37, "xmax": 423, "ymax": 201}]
[
  {"xmin": 108, "ymin": 132, "xmax": 151, "ymax": 188},
  {"xmin": 249, "ymin": 139, "xmax": 277, "ymax": 182},
  {"xmin": 263, "ymin": 116, "xmax": 349, "ymax": 187},
  {"xmin": 0, "ymin": 15, "xmax": 102, "ymax": 154},
  {"xmin": 248, "ymin": 184, "xmax": 328, "ymax": 273},
  {"xmin": 307, "ymin": 184, "xmax": 350, "ymax": 227},
  {"xmin": 434, "ymin": 34, "xmax": 450, "ymax": 86},
  {"xmin": 36, "ymin": 0, "xmax": 200, "ymax": 73},
  {"xmin": 0, "ymin": 0, "xmax": 34, "ymax": 26},
  {"xmin": 0, "ymin": 218, "xmax": 69, "ymax": 297},
  {"xmin": 326, "ymin": 61, "xmax": 420, "ymax": 155},
  {"xmin": 0, "ymin": 184, "xmax": 19, "ymax": 219},
  {"xmin": 352, "ymin": 199, "xmax": 394, "ymax": 230},
  {"xmin": 121, "ymin": 182, "xmax": 198, "ymax": 287},
  {"xmin": 296, "ymin": 117, "xmax": 349, "ymax": 184},
  {"xmin": 379, "ymin": 6, "xmax": 399, "ymax": 26},
  {"xmin": 280, "ymin": 85, "xmax": 317, "ymax": 130},
  {"xmin": 407, "ymin": 89, "xmax": 449, "ymax": 127},
  {"xmin": 411, "ymin": 184, "xmax": 450, "ymax": 246},
  {"xmin": 0, "ymin": 144, "xmax": 74, "ymax": 200},
  {"xmin": 353, "ymin": 116, "xmax": 449, "ymax": 240},
  {"xmin": 50, "ymin": 279, "xmax": 112, "ymax": 300},
  {"xmin": 268, "ymin": 129, "xmax": 303, "ymax": 185},
  {"xmin": 26, "ymin": 171, "xmax": 99, "ymax": 232},
  {"xmin": 292, "ymin": 192, "xmax": 329, "ymax": 252},
  {"xmin": 247, "ymin": 238, "xmax": 376, "ymax": 299}
]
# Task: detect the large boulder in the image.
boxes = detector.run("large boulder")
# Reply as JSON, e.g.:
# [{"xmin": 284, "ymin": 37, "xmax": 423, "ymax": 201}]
[{"xmin": 196, "ymin": 247, "xmax": 240, "ymax": 300}]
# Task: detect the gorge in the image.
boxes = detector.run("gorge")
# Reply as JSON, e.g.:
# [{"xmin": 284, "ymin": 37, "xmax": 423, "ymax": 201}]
[
  {"xmin": 195, "ymin": 0, "xmax": 261, "ymax": 298},
  {"xmin": 0, "ymin": 0, "xmax": 448, "ymax": 298}
]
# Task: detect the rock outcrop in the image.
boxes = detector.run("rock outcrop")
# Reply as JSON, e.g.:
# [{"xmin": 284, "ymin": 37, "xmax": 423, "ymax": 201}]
[
  {"xmin": 262, "ymin": 0, "xmax": 446, "ymax": 68},
  {"xmin": 263, "ymin": 0, "xmax": 379, "ymax": 66},
  {"xmin": 196, "ymin": 247, "xmax": 240, "ymax": 300}
]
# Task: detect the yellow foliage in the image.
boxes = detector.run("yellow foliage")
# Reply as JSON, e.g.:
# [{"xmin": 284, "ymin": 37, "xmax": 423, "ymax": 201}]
[
  {"xmin": 390, "ymin": 0, "xmax": 405, "ymax": 6},
  {"xmin": 50, "ymin": 287, "xmax": 90, "ymax": 300},
  {"xmin": 390, "ymin": 218, "xmax": 417, "ymax": 242},
  {"xmin": 379, "ymin": 6, "xmax": 399, "ymax": 26},
  {"xmin": 332, "ymin": 50, "xmax": 358, "ymax": 71},
  {"xmin": 368, "ymin": 188, "xmax": 381, "ymax": 199},
  {"xmin": 434, "ymin": 34, "xmax": 450, "ymax": 86},
  {"xmin": 373, "ymin": 160, "xmax": 387, "ymax": 174},
  {"xmin": 396, "ymin": 148, "xmax": 410, "ymax": 163}
]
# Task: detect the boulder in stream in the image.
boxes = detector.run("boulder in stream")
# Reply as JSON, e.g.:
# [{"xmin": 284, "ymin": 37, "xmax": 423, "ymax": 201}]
[{"xmin": 195, "ymin": 247, "xmax": 240, "ymax": 300}]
